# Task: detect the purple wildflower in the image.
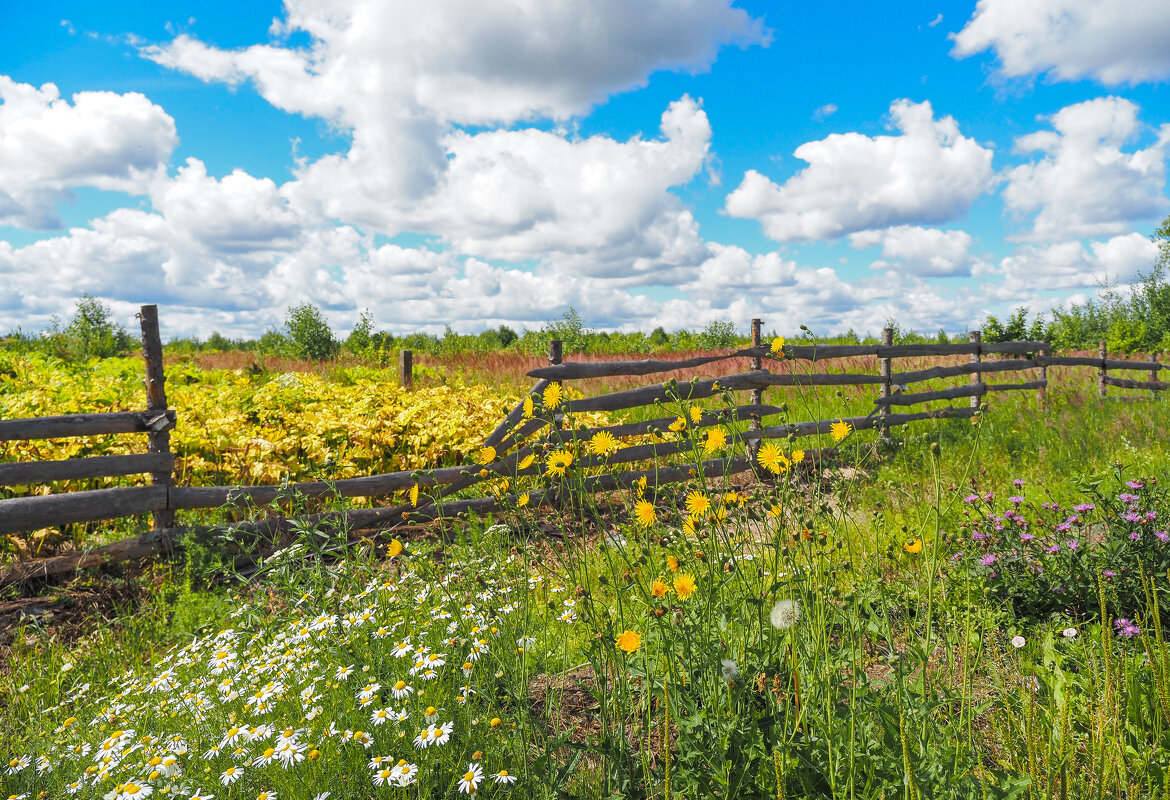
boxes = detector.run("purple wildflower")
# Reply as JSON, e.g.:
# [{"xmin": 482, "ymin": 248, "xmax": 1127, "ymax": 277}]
[
  {"xmin": 1120, "ymin": 493, "xmax": 1140, "ymax": 504},
  {"xmin": 1046, "ymin": 543, "xmax": 1060, "ymax": 554},
  {"xmin": 1123, "ymin": 512, "xmax": 1144, "ymax": 523},
  {"xmin": 1073, "ymin": 503, "xmax": 1095, "ymax": 513},
  {"xmin": 1126, "ymin": 480, "xmax": 1144, "ymax": 490},
  {"xmin": 1146, "ymin": 511, "xmax": 1158, "ymax": 523},
  {"xmin": 983, "ymin": 492, "xmax": 995, "ymax": 503},
  {"xmin": 1020, "ymin": 532, "xmax": 1035, "ymax": 542},
  {"xmin": 1131, "ymin": 532, "xmax": 1142, "ymax": 542},
  {"xmin": 1012, "ymin": 478, "xmax": 1026, "ymax": 488},
  {"xmin": 1103, "ymin": 570, "xmax": 1116, "ymax": 577},
  {"xmin": 1113, "ymin": 618, "xmax": 1140, "ymax": 638},
  {"xmin": 1055, "ymin": 523, "xmax": 1071, "ymax": 533},
  {"xmin": 1156, "ymin": 531, "xmax": 1169, "ymax": 543},
  {"xmin": 979, "ymin": 553, "xmax": 997, "ymax": 566},
  {"xmin": 1067, "ymin": 539, "xmax": 1079, "ymax": 551},
  {"xmin": 962, "ymin": 494, "xmax": 979, "ymax": 504},
  {"xmin": 1009, "ymin": 496, "xmax": 1025, "ymax": 505},
  {"xmin": 972, "ymin": 531, "xmax": 987, "ymax": 541}
]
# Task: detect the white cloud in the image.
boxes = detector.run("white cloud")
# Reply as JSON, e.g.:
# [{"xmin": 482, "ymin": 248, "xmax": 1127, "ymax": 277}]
[
  {"xmin": 1003, "ymin": 97, "xmax": 1170, "ymax": 241},
  {"xmin": 812, "ymin": 103, "xmax": 837, "ymax": 120},
  {"xmin": 951, "ymin": 0, "xmax": 1170, "ymax": 85},
  {"xmin": 849, "ymin": 225, "xmax": 984, "ymax": 277},
  {"xmin": 724, "ymin": 99, "xmax": 994, "ymax": 242},
  {"xmin": 0, "ymin": 77, "xmax": 177, "ymax": 229},
  {"xmin": 995, "ymin": 232, "xmax": 1159, "ymax": 295}
]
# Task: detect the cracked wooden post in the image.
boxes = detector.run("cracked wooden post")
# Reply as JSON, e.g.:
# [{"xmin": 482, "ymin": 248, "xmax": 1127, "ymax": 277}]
[
  {"xmin": 1038, "ymin": 341, "xmax": 1049, "ymax": 411},
  {"xmin": 749, "ymin": 319, "xmax": 762, "ymax": 468},
  {"xmin": 139, "ymin": 304, "xmax": 175, "ymax": 531},
  {"xmin": 879, "ymin": 327, "xmax": 893, "ymax": 440},
  {"xmin": 399, "ymin": 349, "xmax": 413, "ymax": 390},
  {"xmin": 1098, "ymin": 341, "xmax": 1107, "ymax": 399},
  {"xmin": 548, "ymin": 339, "xmax": 563, "ymax": 434},
  {"xmin": 969, "ymin": 330, "xmax": 982, "ymax": 411}
]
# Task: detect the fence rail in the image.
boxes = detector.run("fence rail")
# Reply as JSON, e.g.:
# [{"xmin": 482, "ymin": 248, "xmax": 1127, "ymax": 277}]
[{"xmin": 0, "ymin": 316, "xmax": 1165, "ymax": 584}]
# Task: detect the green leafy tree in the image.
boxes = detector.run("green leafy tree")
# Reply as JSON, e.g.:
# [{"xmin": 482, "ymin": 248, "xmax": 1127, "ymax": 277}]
[
  {"xmin": 285, "ymin": 303, "xmax": 339, "ymax": 361},
  {"xmin": 48, "ymin": 294, "xmax": 132, "ymax": 361},
  {"xmin": 695, "ymin": 319, "xmax": 740, "ymax": 349},
  {"xmin": 344, "ymin": 310, "xmax": 375, "ymax": 355}
]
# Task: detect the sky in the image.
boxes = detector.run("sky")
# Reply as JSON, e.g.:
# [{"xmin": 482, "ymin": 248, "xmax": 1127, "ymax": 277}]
[{"xmin": 1, "ymin": 0, "xmax": 1169, "ymax": 342}]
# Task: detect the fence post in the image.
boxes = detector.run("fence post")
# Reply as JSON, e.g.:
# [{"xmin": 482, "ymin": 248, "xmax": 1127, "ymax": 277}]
[
  {"xmin": 548, "ymin": 339, "xmax": 563, "ymax": 434},
  {"xmin": 1038, "ymin": 342, "xmax": 1048, "ymax": 411},
  {"xmin": 1098, "ymin": 342, "xmax": 1107, "ymax": 399},
  {"xmin": 969, "ymin": 331, "xmax": 982, "ymax": 410},
  {"xmin": 399, "ymin": 349, "xmax": 413, "ymax": 390},
  {"xmin": 139, "ymin": 304, "xmax": 174, "ymax": 530},
  {"xmin": 749, "ymin": 319, "xmax": 762, "ymax": 464},
  {"xmin": 879, "ymin": 327, "xmax": 893, "ymax": 439},
  {"xmin": 1151, "ymin": 352, "xmax": 1160, "ymax": 400}
]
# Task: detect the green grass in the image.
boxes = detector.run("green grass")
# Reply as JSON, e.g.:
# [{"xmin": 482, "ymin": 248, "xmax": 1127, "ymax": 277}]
[{"xmin": 4, "ymin": 369, "xmax": 1170, "ymax": 799}]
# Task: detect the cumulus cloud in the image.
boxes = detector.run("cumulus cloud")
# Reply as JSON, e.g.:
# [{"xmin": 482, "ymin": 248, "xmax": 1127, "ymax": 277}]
[
  {"xmin": 995, "ymin": 232, "xmax": 1159, "ymax": 295},
  {"xmin": 1003, "ymin": 97, "xmax": 1170, "ymax": 241},
  {"xmin": 849, "ymin": 225, "xmax": 986, "ymax": 277},
  {"xmin": 724, "ymin": 99, "xmax": 994, "ymax": 242},
  {"xmin": 951, "ymin": 0, "xmax": 1170, "ymax": 85},
  {"xmin": 140, "ymin": 1, "xmax": 763, "ymax": 278},
  {"xmin": 0, "ymin": 77, "xmax": 177, "ymax": 229}
]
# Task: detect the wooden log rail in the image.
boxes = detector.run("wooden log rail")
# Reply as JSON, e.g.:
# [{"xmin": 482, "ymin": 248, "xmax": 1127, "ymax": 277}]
[{"xmin": 3, "ymin": 322, "xmax": 1166, "ymax": 566}]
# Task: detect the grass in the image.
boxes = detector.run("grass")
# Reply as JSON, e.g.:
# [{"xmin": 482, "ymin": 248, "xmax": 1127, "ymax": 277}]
[{"xmin": 4, "ymin": 351, "xmax": 1170, "ymax": 799}]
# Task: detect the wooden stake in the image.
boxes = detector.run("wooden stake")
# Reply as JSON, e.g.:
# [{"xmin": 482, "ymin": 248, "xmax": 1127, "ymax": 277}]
[
  {"xmin": 749, "ymin": 318, "xmax": 762, "ymax": 465},
  {"xmin": 139, "ymin": 304, "xmax": 174, "ymax": 530},
  {"xmin": 879, "ymin": 327, "xmax": 893, "ymax": 439},
  {"xmin": 1099, "ymin": 341, "xmax": 1107, "ymax": 399},
  {"xmin": 1038, "ymin": 342, "xmax": 1048, "ymax": 411},
  {"xmin": 399, "ymin": 349, "xmax": 413, "ymax": 389},
  {"xmin": 969, "ymin": 330, "xmax": 982, "ymax": 410},
  {"xmin": 1151, "ymin": 352, "xmax": 1160, "ymax": 401},
  {"xmin": 548, "ymin": 340, "xmax": 563, "ymax": 434}
]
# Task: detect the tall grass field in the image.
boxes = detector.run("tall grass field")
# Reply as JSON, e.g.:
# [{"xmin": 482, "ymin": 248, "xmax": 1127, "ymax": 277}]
[{"xmin": 4, "ymin": 346, "xmax": 1170, "ymax": 800}]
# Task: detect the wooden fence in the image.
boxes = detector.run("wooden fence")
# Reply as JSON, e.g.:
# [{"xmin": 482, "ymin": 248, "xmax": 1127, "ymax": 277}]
[{"xmin": 0, "ymin": 314, "xmax": 1166, "ymax": 585}]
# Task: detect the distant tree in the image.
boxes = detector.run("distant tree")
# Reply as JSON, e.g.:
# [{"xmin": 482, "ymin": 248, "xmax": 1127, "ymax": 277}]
[
  {"xmin": 47, "ymin": 294, "xmax": 132, "ymax": 361},
  {"xmin": 205, "ymin": 331, "xmax": 231, "ymax": 352},
  {"xmin": 495, "ymin": 325, "xmax": 518, "ymax": 348},
  {"xmin": 285, "ymin": 303, "xmax": 339, "ymax": 361},
  {"xmin": 257, "ymin": 328, "xmax": 293, "ymax": 358},
  {"xmin": 935, "ymin": 329, "xmax": 949, "ymax": 344},
  {"xmin": 695, "ymin": 319, "xmax": 739, "ymax": 349},
  {"xmin": 649, "ymin": 326, "xmax": 669, "ymax": 346},
  {"xmin": 345, "ymin": 310, "xmax": 375, "ymax": 355}
]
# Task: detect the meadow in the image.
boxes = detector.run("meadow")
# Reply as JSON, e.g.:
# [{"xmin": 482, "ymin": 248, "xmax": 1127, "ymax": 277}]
[{"xmin": 3, "ymin": 344, "xmax": 1170, "ymax": 799}]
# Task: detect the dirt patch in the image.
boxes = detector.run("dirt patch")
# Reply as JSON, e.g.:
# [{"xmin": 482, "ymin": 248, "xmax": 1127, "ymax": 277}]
[{"xmin": 0, "ymin": 579, "xmax": 143, "ymax": 666}]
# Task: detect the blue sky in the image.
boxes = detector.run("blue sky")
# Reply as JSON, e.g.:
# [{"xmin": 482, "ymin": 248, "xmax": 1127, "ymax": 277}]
[{"xmin": 1, "ymin": 0, "xmax": 1168, "ymax": 341}]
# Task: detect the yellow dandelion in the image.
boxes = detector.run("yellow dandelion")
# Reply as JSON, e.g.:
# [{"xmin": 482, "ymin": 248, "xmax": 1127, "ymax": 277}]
[
  {"xmin": 791, "ymin": 449, "xmax": 805, "ymax": 464},
  {"xmin": 770, "ymin": 336, "xmax": 785, "ymax": 355},
  {"xmin": 903, "ymin": 539, "xmax": 923, "ymax": 554},
  {"xmin": 478, "ymin": 446, "xmax": 497, "ymax": 465},
  {"xmin": 518, "ymin": 453, "xmax": 535, "ymax": 470},
  {"xmin": 703, "ymin": 427, "xmax": 727, "ymax": 454},
  {"xmin": 634, "ymin": 500, "xmax": 657, "ymax": 527},
  {"xmin": 545, "ymin": 449, "xmax": 573, "ymax": 477},
  {"xmin": 543, "ymin": 382, "xmax": 563, "ymax": 411},
  {"xmin": 673, "ymin": 572, "xmax": 697, "ymax": 600},
  {"xmin": 710, "ymin": 505, "xmax": 728, "ymax": 524},
  {"xmin": 516, "ymin": 492, "xmax": 530, "ymax": 508},
  {"xmin": 685, "ymin": 491, "xmax": 711, "ymax": 518},
  {"xmin": 668, "ymin": 415, "xmax": 687, "ymax": 433},
  {"xmin": 634, "ymin": 475, "xmax": 647, "ymax": 499},
  {"xmin": 689, "ymin": 405, "xmax": 703, "ymax": 424},
  {"xmin": 386, "ymin": 539, "xmax": 404, "ymax": 558},
  {"xmin": 666, "ymin": 555, "xmax": 680, "ymax": 573},
  {"xmin": 409, "ymin": 484, "xmax": 419, "ymax": 506},
  {"xmin": 589, "ymin": 430, "xmax": 620, "ymax": 456},
  {"xmin": 615, "ymin": 630, "xmax": 641, "ymax": 654},
  {"xmin": 767, "ymin": 503, "xmax": 783, "ymax": 518},
  {"xmin": 523, "ymin": 395, "xmax": 534, "ymax": 419},
  {"xmin": 682, "ymin": 516, "xmax": 698, "ymax": 536},
  {"xmin": 757, "ymin": 442, "xmax": 788, "ymax": 475},
  {"xmin": 830, "ymin": 419, "xmax": 852, "ymax": 443},
  {"xmin": 650, "ymin": 578, "xmax": 670, "ymax": 598}
]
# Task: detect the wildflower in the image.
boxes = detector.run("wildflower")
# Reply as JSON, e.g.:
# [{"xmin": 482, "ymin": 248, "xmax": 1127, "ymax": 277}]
[
  {"xmin": 770, "ymin": 336, "xmax": 785, "ymax": 355},
  {"xmin": 516, "ymin": 492, "xmax": 530, "ymax": 508},
  {"xmin": 386, "ymin": 538, "xmax": 404, "ymax": 558},
  {"xmin": 479, "ymin": 446, "xmax": 496, "ymax": 465},
  {"xmin": 668, "ymin": 415, "xmax": 687, "ymax": 433},
  {"xmin": 256, "ymin": 792, "xmax": 277, "ymax": 800},
  {"xmin": 770, "ymin": 600, "xmax": 800, "ymax": 631},
  {"xmin": 903, "ymin": 539, "xmax": 923, "ymax": 554},
  {"xmin": 1062, "ymin": 627, "xmax": 1078, "ymax": 639},
  {"xmin": 545, "ymin": 449, "xmax": 573, "ymax": 477},
  {"xmin": 1114, "ymin": 618, "xmax": 1140, "ymax": 638},
  {"xmin": 1073, "ymin": 503, "xmax": 1095, "ymax": 513},
  {"xmin": 704, "ymin": 427, "xmax": 727, "ymax": 454},
  {"xmin": 767, "ymin": 504, "xmax": 783, "ymax": 518},
  {"xmin": 1010, "ymin": 636, "xmax": 1026, "ymax": 649},
  {"xmin": 615, "ymin": 630, "xmax": 642, "ymax": 654},
  {"xmin": 371, "ymin": 707, "xmax": 394, "ymax": 726},
  {"xmin": 494, "ymin": 769, "xmax": 518, "ymax": 785},
  {"xmin": 634, "ymin": 500, "xmax": 657, "ymax": 527},
  {"xmin": 666, "ymin": 555, "xmax": 680, "ymax": 573},
  {"xmin": 1067, "ymin": 539, "xmax": 1079, "ymax": 551},
  {"xmin": 409, "ymin": 485, "xmax": 419, "ymax": 506},
  {"xmin": 220, "ymin": 766, "xmax": 244, "ymax": 786},
  {"xmin": 673, "ymin": 572, "xmax": 697, "ymax": 601},
  {"xmin": 434, "ymin": 721, "xmax": 454, "ymax": 746},
  {"xmin": 721, "ymin": 659, "xmax": 739, "ymax": 683},
  {"xmin": 458, "ymin": 763, "xmax": 484, "ymax": 794},
  {"xmin": 589, "ymin": 431, "xmax": 619, "ymax": 456},
  {"xmin": 391, "ymin": 680, "xmax": 413, "ymax": 699},
  {"xmin": 830, "ymin": 419, "xmax": 852, "ymax": 443},
  {"xmin": 979, "ymin": 553, "xmax": 998, "ymax": 566},
  {"xmin": 6, "ymin": 756, "xmax": 30, "ymax": 775},
  {"xmin": 543, "ymin": 383, "xmax": 562, "ymax": 411},
  {"xmin": 117, "ymin": 784, "xmax": 153, "ymax": 800},
  {"xmin": 373, "ymin": 768, "xmax": 395, "ymax": 787},
  {"xmin": 522, "ymin": 395, "xmax": 534, "ymax": 419},
  {"xmin": 1009, "ymin": 495, "xmax": 1024, "ymax": 504},
  {"xmin": 650, "ymin": 578, "xmax": 670, "ymax": 598},
  {"xmin": 757, "ymin": 442, "xmax": 788, "ymax": 475},
  {"xmin": 791, "ymin": 449, "xmax": 805, "ymax": 464},
  {"xmin": 685, "ymin": 491, "xmax": 711, "ymax": 518},
  {"xmin": 518, "ymin": 453, "xmax": 535, "ymax": 470},
  {"xmin": 490, "ymin": 717, "xmax": 502, "ymax": 728}
]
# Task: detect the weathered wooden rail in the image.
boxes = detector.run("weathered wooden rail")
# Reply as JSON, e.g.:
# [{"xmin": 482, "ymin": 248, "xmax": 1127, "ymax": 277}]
[{"xmin": 0, "ymin": 315, "xmax": 1164, "ymax": 585}]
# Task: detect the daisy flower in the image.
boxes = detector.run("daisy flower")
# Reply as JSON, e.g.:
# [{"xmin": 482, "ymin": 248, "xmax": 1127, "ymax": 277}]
[
  {"xmin": 220, "ymin": 766, "xmax": 244, "ymax": 786},
  {"xmin": 458, "ymin": 763, "xmax": 484, "ymax": 794},
  {"xmin": 494, "ymin": 768, "xmax": 519, "ymax": 785},
  {"xmin": 391, "ymin": 680, "xmax": 414, "ymax": 699}
]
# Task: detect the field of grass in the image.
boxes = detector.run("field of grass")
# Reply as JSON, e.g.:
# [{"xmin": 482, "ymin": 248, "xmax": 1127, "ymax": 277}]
[{"xmin": 4, "ymin": 347, "xmax": 1170, "ymax": 799}]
